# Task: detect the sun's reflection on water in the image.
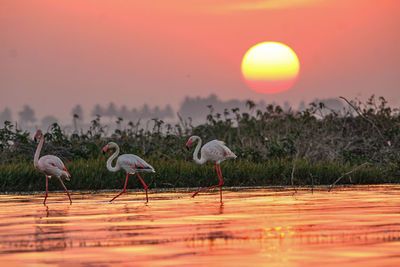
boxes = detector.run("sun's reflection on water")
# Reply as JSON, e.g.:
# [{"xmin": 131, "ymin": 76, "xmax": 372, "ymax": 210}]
[{"xmin": 0, "ymin": 185, "xmax": 400, "ymax": 266}]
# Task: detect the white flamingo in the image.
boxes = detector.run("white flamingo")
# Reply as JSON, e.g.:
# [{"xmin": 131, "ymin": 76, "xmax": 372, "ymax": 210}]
[
  {"xmin": 103, "ymin": 142, "xmax": 155, "ymax": 202},
  {"xmin": 186, "ymin": 136, "xmax": 237, "ymax": 202},
  {"xmin": 33, "ymin": 130, "xmax": 72, "ymax": 205}
]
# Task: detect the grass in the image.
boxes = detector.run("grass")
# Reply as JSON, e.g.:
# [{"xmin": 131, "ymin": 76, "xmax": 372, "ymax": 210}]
[{"xmin": 0, "ymin": 158, "xmax": 397, "ymax": 192}]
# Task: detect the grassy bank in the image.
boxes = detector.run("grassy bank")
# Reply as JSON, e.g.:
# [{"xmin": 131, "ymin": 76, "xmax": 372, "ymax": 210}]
[
  {"xmin": 1, "ymin": 95, "xmax": 399, "ymax": 192},
  {"xmin": 0, "ymin": 157, "xmax": 398, "ymax": 192}
]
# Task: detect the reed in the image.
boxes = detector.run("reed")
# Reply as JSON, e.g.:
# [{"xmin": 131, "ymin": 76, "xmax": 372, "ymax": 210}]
[{"xmin": 0, "ymin": 158, "xmax": 396, "ymax": 192}]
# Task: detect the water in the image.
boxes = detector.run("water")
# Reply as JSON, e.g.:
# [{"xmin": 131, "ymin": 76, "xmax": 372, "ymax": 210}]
[{"xmin": 1, "ymin": 185, "xmax": 400, "ymax": 266}]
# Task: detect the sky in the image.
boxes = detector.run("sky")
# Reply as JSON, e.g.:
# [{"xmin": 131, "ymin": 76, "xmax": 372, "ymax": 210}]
[{"xmin": 1, "ymin": 0, "xmax": 399, "ymax": 122}]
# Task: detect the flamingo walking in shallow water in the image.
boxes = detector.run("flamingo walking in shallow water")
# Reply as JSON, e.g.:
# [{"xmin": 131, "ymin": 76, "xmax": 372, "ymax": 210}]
[
  {"xmin": 186, "ymin": 136, "xmax": 237, "ymax": 202},
  {"xmin": 103, "ymin": 142, "xmax": 155, "ymax": 202},
  {"xmin": 33, "ymin": 130, "xmax": 72, "ymax": 205}
]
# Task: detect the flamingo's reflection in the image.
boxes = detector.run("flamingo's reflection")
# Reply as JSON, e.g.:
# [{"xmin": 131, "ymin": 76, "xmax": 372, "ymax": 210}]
[{"xmin": 34, "ymin": 205, "xmax": 70, "ymax": 252}]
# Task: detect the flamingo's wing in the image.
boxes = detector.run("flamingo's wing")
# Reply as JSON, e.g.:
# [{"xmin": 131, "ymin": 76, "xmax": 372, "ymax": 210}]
[
  {"xmin": 118, "ymin": 154, "xmax": 155, "ymax": 173},
  {"xmin": 39, "ymin": 155, "xmax": 70, "ymax": 178},
  {"xmin": 202, "ymin": 140, "xmax": 237, "ymax": 162}
]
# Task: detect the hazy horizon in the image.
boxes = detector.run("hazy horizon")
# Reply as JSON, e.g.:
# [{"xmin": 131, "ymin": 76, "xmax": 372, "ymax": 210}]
[{"xmin": 0, "ymin": 93, "xmax": 364, "ymax": 130}]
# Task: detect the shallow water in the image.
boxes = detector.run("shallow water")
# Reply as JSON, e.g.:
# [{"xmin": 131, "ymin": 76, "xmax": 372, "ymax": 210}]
[{"xmin": 1, "ymin": 185, "xmax": 400, "ymax": 266}]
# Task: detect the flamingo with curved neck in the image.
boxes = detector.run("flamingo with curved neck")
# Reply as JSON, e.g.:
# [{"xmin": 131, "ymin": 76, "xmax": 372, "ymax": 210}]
[
  {"xmin": 103, "ymin": 142, "xmax": 155, "ymax": 202},
  {"xmin": 187, "ymin": 136, "xmax": 207, "ymax": 165},
  {"xmin": 186, "ymin": 135, "xmax": 237, "ymax": 202},
  {"xmin": 105, "ymin": 142, "xmax": 121, "ymax": 173},
  {"xmin": 34, "ymin": 129, "xmax": 72, "ymax": 204}
]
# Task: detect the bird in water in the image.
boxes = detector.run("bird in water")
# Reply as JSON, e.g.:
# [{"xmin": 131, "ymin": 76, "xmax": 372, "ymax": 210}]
[
  {"xmin": 186, "ymin": 135, "xmax": 237, "ymax": 202},
  {"xmin": 33, "ymin": 129, "xmax": 72, "ymax": 205},
  {"xmin": 103, "ymin": 142, "xmax": 155, "ymax": 202}
]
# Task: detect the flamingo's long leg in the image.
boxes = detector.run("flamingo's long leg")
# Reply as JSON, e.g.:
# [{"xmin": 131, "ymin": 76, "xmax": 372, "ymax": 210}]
[
  {"xmin": 192, "ymin": 163, "xmax": 224, "ymax": 202},
  {"xmin": 217, "ymin": 164, "xmax": 223, "ymax": 182},
  {"xmin": 58, "ymin": 177, "xmax": 72, "ymax": 204},
  {"xmin": 43, "ymin": 176, "xmax": 49, "ymax": 205},
  {"xmin": 136, "ymin": 172, "xmax": 149, "ymax": 203},
  {"xmin": 217, "ymin": 164, "xmax": 224, "ymax": 202},
  {"xmin": 192, "ymin": 184, "xmax": 222, "ymax": 198},
  {"xmin": 110, "ymin": 173, "xmax": 130, "ymax": 202}
]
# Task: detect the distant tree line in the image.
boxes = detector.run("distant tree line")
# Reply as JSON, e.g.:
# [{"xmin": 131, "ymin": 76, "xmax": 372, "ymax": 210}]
[
  {"xmin": 0, "ymin": 94, "xmax": 348, "ymax": 129},
  {"xmin": 178, "ymin": 94, "xmax": 346, "ymax": 122},
  {"xmin": 0, "ymin": 103, "xmax": 174, "ymax": 130},
  {"xmin": 90, "ymin": 103, "xmax": 174, "ymax": 121}
]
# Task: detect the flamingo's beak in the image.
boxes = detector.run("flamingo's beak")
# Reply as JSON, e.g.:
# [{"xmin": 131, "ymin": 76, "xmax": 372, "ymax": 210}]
[
  {"xmin": 102, "ymin": 146, "xmax": 108, "ymax": 155},
  {"xmin": 34, "ymin": 131, "xmax": 40, "ymax": 142},
  {"xmin": 186, "ymin": 140, "xmax": 192, "ymax": 150}
]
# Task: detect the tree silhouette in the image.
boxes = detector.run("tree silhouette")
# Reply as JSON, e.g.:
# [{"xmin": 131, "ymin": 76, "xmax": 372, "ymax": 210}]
[
  {"xmin": 91, "ymin": 104, "xmax": 104, "ymax": 117},
  {"xmin": 0, "ymin": 107, "xmax": 12, "ymax": 123},
  {"xmin": 71, "ymin": 104, "xmax": 84, "ymax": 121},
  {"xmin": 119, "ymin": 105, "xmax": 131, "ymax": 120},
  {"xmin": 89, "ymin": 103, "xmax": 174, "ymax": 122},
  {"xmin": 164, "ymin": 105, "xmax": 174, "ymax": 118},
  {"xmin": 18, "ymin": 105, "xmax": 37, "ymax": 124},
  {"xmin": 41, "ymin": 115, "xmax": 58, "ymax": 128},
  {"xmin": 105, "ymin": 102, "xmax": 118, "ymax": 120},
  {"xmin": 131, "ymin": 107, "xmax": 139, "ymax": 120},
  {"xmin": 178, "ymin": 94, "xmax": 263, "ymax": 121},
  {"xmin": 140, "ymin": 104, "xmax": 150, "ymax": 118},
  {"xmin": 153, "ymin": 106, "xmax": 161, "ymax": 118},
  {"xmin": 71, "ymin": 104, "xmax": 84, "ymax": 132},
  {"xmin": 312, "ymin": 98, "xmax": 346, "ymax": 115}
]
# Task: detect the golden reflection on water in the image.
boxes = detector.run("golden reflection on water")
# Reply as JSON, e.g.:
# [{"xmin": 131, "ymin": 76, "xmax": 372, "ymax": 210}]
[{"xmin": 1, "ymin": 185, "xmax": 400, "ymax": 266}]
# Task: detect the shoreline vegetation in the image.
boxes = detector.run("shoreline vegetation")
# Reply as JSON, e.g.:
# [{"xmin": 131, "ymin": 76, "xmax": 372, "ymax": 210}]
[{"xmin": 0, "ymin": 95, "xmax": 399, "ymax": 192}]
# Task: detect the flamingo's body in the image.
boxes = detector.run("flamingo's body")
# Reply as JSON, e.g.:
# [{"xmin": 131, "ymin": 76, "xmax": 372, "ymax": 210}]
[
  {"xmin": 103, "ymin": 142, "xmax": 155, "ymax": 202},
  {"xmin": 33, "ymin": 130, "xmax": 72, "ymax": 204},
  {"xmin": 186, "ymin": 136, "xmax": 237, "ymax": 202}
]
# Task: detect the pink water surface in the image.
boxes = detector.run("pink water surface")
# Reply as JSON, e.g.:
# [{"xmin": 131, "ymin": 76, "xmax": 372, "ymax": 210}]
[{"xmin": 1, "ymin": 185, "xmax": 400, "ymax": 266}]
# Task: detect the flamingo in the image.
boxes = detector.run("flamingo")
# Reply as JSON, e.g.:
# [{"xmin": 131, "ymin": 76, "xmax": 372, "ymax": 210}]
[
  {"xmin": 186, "ymin": 136, "xmax": 237, "ymax": 202},
  {"xmin": 103, "ymin": 142, "xmax": 155, "ymax": 202},
  {"xmin": 33, "ymin": 130, "xmax": 72, "ymax": 205}
]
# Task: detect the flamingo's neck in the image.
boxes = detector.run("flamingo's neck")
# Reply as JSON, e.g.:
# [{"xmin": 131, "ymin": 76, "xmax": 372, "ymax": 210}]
[
  {"xmin": 34, "ymin": 134, "xmax": 44, "ymax": 170},
  {"xmin": 193, "ymin": 137, "xmax": 207, "ymax": 165},
  {"xmin": 106, "ymin": 145, "xmax": 120, "ymax": 172}
]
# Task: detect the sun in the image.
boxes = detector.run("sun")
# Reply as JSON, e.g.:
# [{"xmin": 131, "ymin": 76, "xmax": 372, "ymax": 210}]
[{"xmin": 241, "ymin": 42, "xmax": 300, "ymax": 94}]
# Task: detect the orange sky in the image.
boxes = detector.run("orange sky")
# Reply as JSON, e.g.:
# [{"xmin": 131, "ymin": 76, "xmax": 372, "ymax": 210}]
[{"xmin": 1, "ymin": 0, "xmax": 399, "ymax": 121}]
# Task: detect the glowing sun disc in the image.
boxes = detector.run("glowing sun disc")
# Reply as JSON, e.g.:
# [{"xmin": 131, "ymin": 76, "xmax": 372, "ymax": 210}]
[{"xmin": 241, "ymin": 42, "xmax": 300, "ymax": 94}]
